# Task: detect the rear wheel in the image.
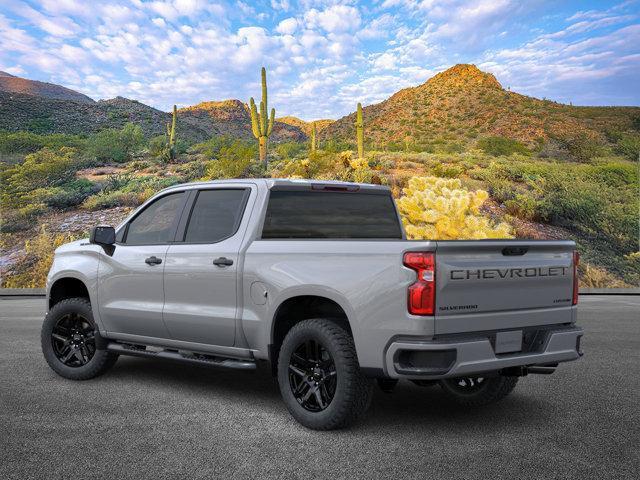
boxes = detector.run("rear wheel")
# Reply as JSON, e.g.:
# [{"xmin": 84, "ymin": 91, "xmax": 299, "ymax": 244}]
[
  {"xmin": 277, "ymin": 318, "xmax": 373, "ymax": 430},
  {"xmin": 41, "ymin": 298, "xmax": 118, "ymax": 380},
  {"xmin": 439, "ymin": 375, "xmax": 518, "ymax": 407}
]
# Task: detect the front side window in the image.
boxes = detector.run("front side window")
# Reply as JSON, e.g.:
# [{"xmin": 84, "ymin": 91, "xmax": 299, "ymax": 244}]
[
  {"xmin": 124, "ymin": 192, "xmax": 184, "ymax": 245},
  {"xmin": 183, "ymin": 189, "xmax": 248, "ymax": 243}
]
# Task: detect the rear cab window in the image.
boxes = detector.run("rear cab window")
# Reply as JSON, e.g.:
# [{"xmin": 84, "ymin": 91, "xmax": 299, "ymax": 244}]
[
  {"xmin": 261, "ymin": 189, "xmax": 403, "ymax": 239},
  {"xmin": 181, "ymin": 189, "xmax": 249, "ymax": 243}
]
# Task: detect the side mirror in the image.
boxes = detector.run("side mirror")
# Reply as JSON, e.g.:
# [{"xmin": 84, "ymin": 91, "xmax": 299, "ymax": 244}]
[{"xmin": 90, "ymin": 225, "xmax": 116, "ymax": 246}]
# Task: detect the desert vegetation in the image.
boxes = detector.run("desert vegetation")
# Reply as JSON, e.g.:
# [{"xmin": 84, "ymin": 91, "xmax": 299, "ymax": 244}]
[{"xmin": 1, "ymin": 65, "xmax": 638, "ymax": 288}]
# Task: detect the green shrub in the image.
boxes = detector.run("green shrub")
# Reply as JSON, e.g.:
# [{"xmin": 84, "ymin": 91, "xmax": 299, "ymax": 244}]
[
  {"xmin": 174, "ymin": 161, "xmax": 206, "ymax": 182},
  {"xmin": 0, "ymin": 131, "xmax": 87, "ymax": 154},
  {"xmin": 82, "ymin": 191, "xmax": 143, "ymax": 210},
  {"xmin": 192, "ymin": 136, "xmax": 240, "ymax": 159},
  {"xmin": 504, "ymin": 194, "xmax": 540, "ymax": 220},
  {"xmin": 432, "ymin": 163, "xmax": 463, "ymax": 178},
  {"xmin": 0, "ymin": 147, "xmax": 79, "ymax": 209},
  {"xmin": 1, "ymin": 227, "xmax": 82, "ymax": 288},
  {"xmin": 203, "ymin": 140, "xmax": 257, "ymax": 179},
  {"xmin": 615, "ymin": 133, "xmax": 640, "ymax": 160},
  {"xmin": 555, "ymin": 132, "xmax": 603, "ymax": 162},
  {"xmin": 477, "ymin": 136, "xmax": 529, "ymax": 156},
  {"xmin": 31, "ymin": 178, "xmax": 99, "ymax": 209},
  {"xmin": 27, "ymin": 117, "xmax": 54, "ymax": 134},
  {"xmin": 0, "ymin": 203, "xmax": 46, "ymax": 232},
  {"xmin": 275, "ymin": 141, "xmax": 306, "ymax": 160},
  {"xmin": 148, "ymin": 135, "xmax": 167, "ymax": 157},
  {"xmin": 88, "ymin": 123, "xmax": 144, "ymax": 162},
  {"xmin": 477, "ymin": 157, "xmax": 638, "ymax": 256}
]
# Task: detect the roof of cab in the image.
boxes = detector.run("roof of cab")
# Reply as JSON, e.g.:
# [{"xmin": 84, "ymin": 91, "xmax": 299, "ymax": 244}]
[{"xmin": 158, "ymin": 178, "xmax": 391, "ymax": 194}]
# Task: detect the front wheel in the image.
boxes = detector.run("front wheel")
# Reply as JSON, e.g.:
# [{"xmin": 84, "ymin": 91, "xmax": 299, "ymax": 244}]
[
  {"xmin": 41, "ymin": 298, "xmax": 118, "ymax": 380},
  {"xmin": 277, "ymin": 318, "xmax": 373, "ymax": 430},
  {"xmin": 439, "ymin": 375, "xmax": 518, "ymax": 407}
]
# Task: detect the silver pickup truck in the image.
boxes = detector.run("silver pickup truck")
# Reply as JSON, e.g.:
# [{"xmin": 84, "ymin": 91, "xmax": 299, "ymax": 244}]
[{"xmin": 42, "ymin": 179, "xmax": 583, "ymax": 429}]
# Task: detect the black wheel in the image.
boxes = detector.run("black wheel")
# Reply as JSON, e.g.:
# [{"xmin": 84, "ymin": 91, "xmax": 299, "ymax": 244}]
[
  {"xmin": 41, "ymin": 298, "xmax": 118, "ymax": 380},
  {"xmin": 439, "ymin": 375, "xmax": 518, "ymax": 407},
  {"xmin": 277, "ymin": 318, "xmax": 373, "ymax": 430}
]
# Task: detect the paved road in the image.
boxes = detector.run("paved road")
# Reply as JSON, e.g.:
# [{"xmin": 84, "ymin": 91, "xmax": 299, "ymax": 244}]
[{"xmin": 1, "ymin": 296, "xmax": 638, "ymax": 479}]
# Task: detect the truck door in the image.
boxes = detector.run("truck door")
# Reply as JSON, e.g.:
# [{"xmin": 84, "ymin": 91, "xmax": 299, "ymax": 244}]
[
  {"xmin": 162, "ymin": 186, "xmax": 253, "ymax": 346},
  {"xmin": 98, "ymin": 191, "xmax": 187, "ymax": 338}
]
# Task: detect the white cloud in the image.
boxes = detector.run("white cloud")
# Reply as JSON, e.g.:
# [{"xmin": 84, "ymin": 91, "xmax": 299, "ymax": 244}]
[
  {"xmin": 271, "ymin": 0, "xmax": 291, "ymax": 11},
  {"xmin": 372, "ymin": 52, "xmax": 397, "ymax": 70},
  {"xmin": 1, "ymin": 65, "xmax": 27, "ymax": 76},
  {"xmin": 147, "ymin": 1, "xmax": 179, "ymax": 21},
  {"xmin": 276, "ymin": 17, "xmax": 298, "ymax": 35},
  {"xmin": 358, "ymin": 13, "xmax": 396, "ymax": 39},
  {"xmin": 9, "ymin": 2, "xmax": 80, "ymax": 37},
  {"xmin": 0, "ymin": 0, "xmax": 636, "ymax": 118},
  {"xmin": 305, "ymin": 5, "xmax": 361, "ymax": 33}
]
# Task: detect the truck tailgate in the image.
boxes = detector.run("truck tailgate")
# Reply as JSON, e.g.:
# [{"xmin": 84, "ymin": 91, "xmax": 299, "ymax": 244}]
[{"xmin": 434, "ymin": 240, "xmax": 576, "ymax": 334}]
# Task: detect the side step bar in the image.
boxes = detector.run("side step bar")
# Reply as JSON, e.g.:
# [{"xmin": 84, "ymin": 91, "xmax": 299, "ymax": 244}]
[{"xmin": 107, "ymin": 342, "xmax": 257, "ymax": 370}]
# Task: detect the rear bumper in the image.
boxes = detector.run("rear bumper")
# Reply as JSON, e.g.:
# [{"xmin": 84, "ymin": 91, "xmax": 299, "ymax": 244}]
[{"xmin": 384, "ymin": 325, "xmax": 583, "ymax": 380}]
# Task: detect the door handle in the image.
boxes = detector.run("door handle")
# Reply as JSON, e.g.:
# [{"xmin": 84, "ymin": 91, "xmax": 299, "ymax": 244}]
[
  {"xmin": 145, "ymin": 256, "xmax": 162, "ymax": 265},
  {"xmin": 213, "ymin": 257, "xmax": 233, "ymax": 267}
]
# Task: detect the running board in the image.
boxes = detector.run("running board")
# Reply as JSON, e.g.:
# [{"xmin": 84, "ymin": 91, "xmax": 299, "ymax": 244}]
[{"xmin": 106, "ymin": 342, "xmax": 257, "ymax": 370}]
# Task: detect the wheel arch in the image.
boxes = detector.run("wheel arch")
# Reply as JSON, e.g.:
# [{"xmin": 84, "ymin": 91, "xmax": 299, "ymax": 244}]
[
  {"xmin": 269, "ymin": 294, "xmax": 353, "ymax": 374},
  {"xmin": 49, "ymin": 277, "xmax": 90, "ymax": 310}
]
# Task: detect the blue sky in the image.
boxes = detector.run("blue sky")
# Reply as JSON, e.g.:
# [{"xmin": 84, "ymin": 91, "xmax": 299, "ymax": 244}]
[{"xmin": 0, "ymin": 0, "xmax": 638, "ymax": 120}]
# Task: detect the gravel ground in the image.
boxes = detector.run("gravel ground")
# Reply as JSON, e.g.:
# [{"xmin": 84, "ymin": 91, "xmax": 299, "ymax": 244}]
[{"xmin": 1, "ymin": 296, "xmax": 638, "ymax": 479}]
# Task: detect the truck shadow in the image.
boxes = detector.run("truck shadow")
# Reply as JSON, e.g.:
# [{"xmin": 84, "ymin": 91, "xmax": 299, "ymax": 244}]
[{"xmin": 110, "ymin": 356, "xmax": 549, "ymax": 431}]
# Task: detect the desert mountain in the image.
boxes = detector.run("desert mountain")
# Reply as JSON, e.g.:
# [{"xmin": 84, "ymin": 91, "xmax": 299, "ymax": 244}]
[
  {"xmin": 0, "ymin": 76, "xmax": 305, "ymax": 143},
  {"xmin": 277, "ymin": 116, "xmax": 334, "ymax": 135},
  {"xmin": 0, "ymin": 91, "xmax": 211, "ymax": 141},
  {"xmin": 321, "ymin": 64, "xmax": 639, "ymax": 148},
  {"xmin": 0, "ymin": 71, "xmax": 94, "ymax": 104},
  {"xmin": 179, "ymin": 100, "xmax": 306, "ymax": 142}
]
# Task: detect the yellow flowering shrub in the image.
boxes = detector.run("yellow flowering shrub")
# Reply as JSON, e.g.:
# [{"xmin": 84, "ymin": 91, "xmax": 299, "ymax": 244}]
[
  {"xmin": 397, "ymin": 176, "xmax": 513, "ymax": 240},
  {"xmin": 2, "ymin": 227, "xmax": 78, "ymax": 288}
]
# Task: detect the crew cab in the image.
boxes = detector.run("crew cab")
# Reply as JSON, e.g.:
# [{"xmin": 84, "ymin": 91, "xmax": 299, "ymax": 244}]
[{"xmin": 41, "ymin": 179, "xmax": 583, "ymax": 429}]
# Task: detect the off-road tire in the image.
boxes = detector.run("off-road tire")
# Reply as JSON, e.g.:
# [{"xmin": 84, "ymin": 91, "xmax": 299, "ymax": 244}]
[
  {"xmin": 439, "ymin": 375, "xmax": 518, "ymax": 407},
  {"xmin": 41, "ymin": 297, "xmax": 118, "ymax": 380},
  {"xmin": 277, "ymin": 318, "xmax": 373, "ymax": 430}
]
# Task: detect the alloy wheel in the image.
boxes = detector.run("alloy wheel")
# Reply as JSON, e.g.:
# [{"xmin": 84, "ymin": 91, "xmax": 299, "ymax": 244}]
[
  {"xmin": 51, "ymin": 313, "xmax": 96, "ymax": 367},
  {"xmin": 288, "ymin": 339, "xmax": 337, "ymax": 412}
]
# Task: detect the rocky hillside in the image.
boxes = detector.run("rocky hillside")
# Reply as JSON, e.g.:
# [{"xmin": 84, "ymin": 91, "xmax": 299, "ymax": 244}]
[
  {"xmin": 277, "ymin": 116, "xmax": 334, "ymax": 135},
  {"xmin": 179, "ymin": 100, "xmax": 306, "ymax": 142},
  {"xmin": 321, "ymin": 64, "xmax": 640, "ymax": 148},
  {"xmin": 0, "ymin": 91, "xmax": 209, "ymax": 141},
  {"xmin": 0, "ymin": 74, "xmax": 306, "ymax": 143},
  {"xmin": 0, "ymin": 71, "xmax": 94, "ymax": 104}
]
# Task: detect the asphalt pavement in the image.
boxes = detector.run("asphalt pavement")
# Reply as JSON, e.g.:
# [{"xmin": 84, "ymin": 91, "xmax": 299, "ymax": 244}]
[{"xmin": 1, "ymin": 296, "xmax": 638, "ymax": 479}]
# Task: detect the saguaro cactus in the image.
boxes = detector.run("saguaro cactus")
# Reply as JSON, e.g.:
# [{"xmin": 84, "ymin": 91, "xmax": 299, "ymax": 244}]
[
  {"xmin": 355, "ymin": 102, "xmax": 364, "ymax": 160},
  {"xmin": 250, "ymin": 67, "xmax": 275, "ymax": 167},
  {"xmin": 310, "ymin": 122, "xmax": 317, "ymax": 152},
  {"xmin": 165, "ymin": 104, "xmax": 177, "ymax": 161}
]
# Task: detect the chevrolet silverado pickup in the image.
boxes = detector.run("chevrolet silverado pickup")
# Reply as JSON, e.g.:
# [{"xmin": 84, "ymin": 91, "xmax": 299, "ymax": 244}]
[{"xmin": 41, "ymin": 179, "xmax": 583, "ymax": 430}]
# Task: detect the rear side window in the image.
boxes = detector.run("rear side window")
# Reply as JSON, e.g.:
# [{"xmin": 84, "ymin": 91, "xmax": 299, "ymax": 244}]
[
  {"xmin": 262, "ymin": 190, "xmax": 402, "ymax": 239},
  {"xmin": 183, "ymin": 189, "xmax": 248, "ymax": 243},
  {"xmin": 124, "ymin": 192, "xmax": 184, "ymax": 245}
]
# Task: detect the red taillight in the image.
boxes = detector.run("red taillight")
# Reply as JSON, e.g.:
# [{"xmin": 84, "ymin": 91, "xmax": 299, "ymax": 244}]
[
  {"xmin": 572, "ymin": 250, "xmax": 580, "ymax": 305},
  {"xmin": 403, "ymin": 252, "xmax": 435, "ymax": 315}
]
